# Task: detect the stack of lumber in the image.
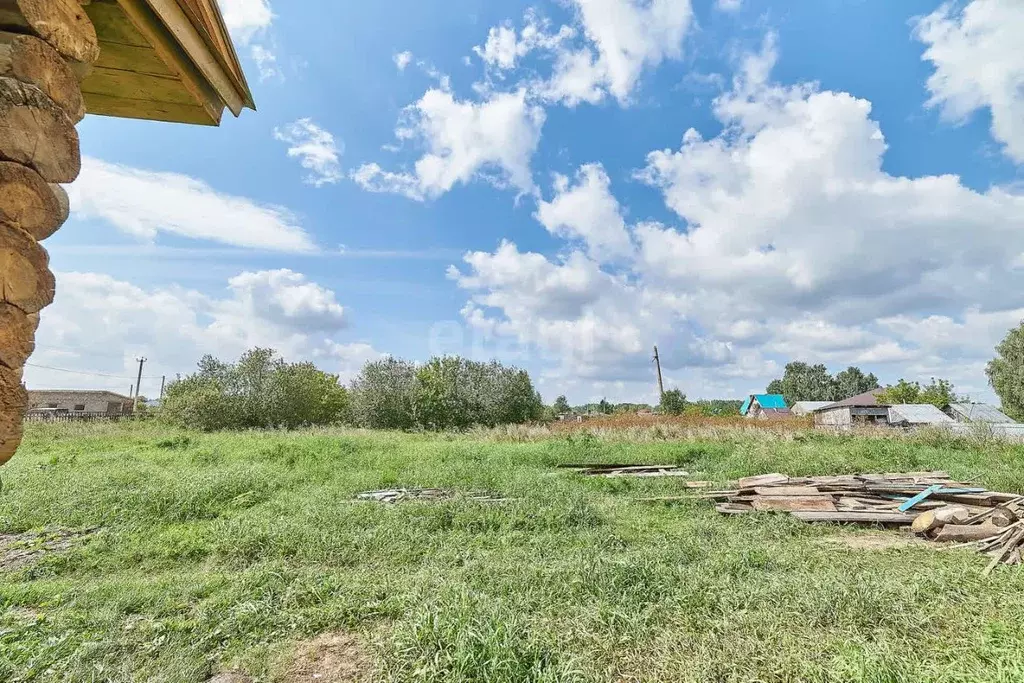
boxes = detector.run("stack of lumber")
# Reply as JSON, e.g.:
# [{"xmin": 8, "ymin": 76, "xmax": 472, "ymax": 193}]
[
  {"xmin": 700, "ymin": 471, "xmax": 1023, "ymax": 573},
  {"xmin": 560, "ymin": 463, "xmax": 690, "ymax": 478}
]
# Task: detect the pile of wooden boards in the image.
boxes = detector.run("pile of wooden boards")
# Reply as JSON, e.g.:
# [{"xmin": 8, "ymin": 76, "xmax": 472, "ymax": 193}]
[
  {"xmin": 700, "ymin": 471, "xmax": 1024, "ymax": 574},
  {"xmin": 560, "ymin": 463, "xmax": 690, "ymax": 478},
  {"xmin": 355, "ymin": 488, "xmax": 506, "ymax": 504}
]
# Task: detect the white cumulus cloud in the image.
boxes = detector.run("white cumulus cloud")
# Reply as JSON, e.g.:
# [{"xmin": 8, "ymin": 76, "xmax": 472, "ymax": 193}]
[
  {"xmin": 535, "ymin": 163, "xmax": 633, "ymax": 261},
  {"xmin": 915, "ymin": 0, "xmax": 1024, "ymax": 163},
  {"xmin": 26, "ymin": 270, "xmax": 380, "ymax": 393},
  {"xmin": 394, "ymin": 51, "xmax": 413, "ymax": 71},
  {"xmin": 274, "ymin": 118, "xmax": 344, "ymax": 187},
  {"xmin": 351, "ymin": 88, "xmax": 545, "ymax": 200}
]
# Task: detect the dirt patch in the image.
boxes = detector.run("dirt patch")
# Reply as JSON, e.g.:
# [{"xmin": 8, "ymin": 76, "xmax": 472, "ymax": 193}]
[
  {"xmin": 281, "ymin": 631, "xmax": 376, "ymax": 682},
  {"xmin": 0, "ymin": 527, "xmax": 96, "ymax": 571},
  {"xmin": 819, "ymin": 533, "xmax": 929, "ymax": 551}
]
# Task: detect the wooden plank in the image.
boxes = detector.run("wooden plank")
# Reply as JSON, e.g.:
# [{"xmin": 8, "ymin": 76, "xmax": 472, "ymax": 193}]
[
  {"xmin": 81, "ymin": 65, "xmax": 194, "ymax": 104},
  {"xmin": 84, "ymin": 0, "xmax": 149, "ymax": 47},
  {"xmin": 81, "ymin": 90, "xmax": 213, "ymax": 124},
  {"xmin": 715, "ymin": 502, "xmax": 753, "ymax": 515},
  {"xmin": 898, "ymin": 484, "xmax": 943, "ymax": 512},
  {"xmin": 753, "ymin": 486, "xmax": 826, "ymax": 496},
  {"xmin": 94, "ymin": 42, "xmax": 171, "ymax": 75},
  {"xmin": 751, "ymin": 496, "xmax": 837, "ymax": 512},
  {"xmin": 791, "ymin": 511, "xmax": 916, "ymax": 524},
  {"xmin": 738, "ymin": 473, "xmax": 789, "ymax": 489}
]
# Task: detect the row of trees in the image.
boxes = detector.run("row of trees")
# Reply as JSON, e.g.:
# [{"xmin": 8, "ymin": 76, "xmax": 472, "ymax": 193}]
[
  {"xmin": 766, "ymin": 363, "xmax": 880, "ymax": 405},
  {"xmin": 161, "ymin": 349, "xmax": 544, "ymax": 431}
]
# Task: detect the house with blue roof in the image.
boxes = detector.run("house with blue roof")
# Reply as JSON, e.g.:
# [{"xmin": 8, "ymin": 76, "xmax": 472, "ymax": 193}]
[{"xmin": 740, "ymin": 394, "xmax": 792, "ymax": 419}]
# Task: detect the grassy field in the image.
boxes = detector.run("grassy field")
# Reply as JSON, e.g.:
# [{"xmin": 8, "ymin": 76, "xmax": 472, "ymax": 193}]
[{"xmin": 2, "ymin": 421, "xmax": 1024, "ymax": 682}]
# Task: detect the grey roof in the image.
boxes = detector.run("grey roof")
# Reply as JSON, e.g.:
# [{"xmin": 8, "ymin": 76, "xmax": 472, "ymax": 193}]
[
  {"xmin": 28, "ymin": 389, "xmax": 132, "ymax": 401},
  {"xmin": 791, "ymin": 401, "xmax": 834, "ymax": 415},
  {"xmin": 948, "ymin": 403, "xmax": 1016, "ymax": 424},
  {"xmin": 888, "ymin": 404, "xmax": 955, "ymax": 425}
]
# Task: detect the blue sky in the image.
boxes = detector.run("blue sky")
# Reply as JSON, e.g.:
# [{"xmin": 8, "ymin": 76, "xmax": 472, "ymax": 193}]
[{"xmin": 27, "ymin": 0, "xmax": 1024, "ymax": 405}]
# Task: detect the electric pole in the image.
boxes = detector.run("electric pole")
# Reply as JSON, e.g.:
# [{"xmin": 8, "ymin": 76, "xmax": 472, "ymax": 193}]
[
  {"xmin": 133, "ymin": 357, "xmax": 147, "ymax": 412},
  {"xmin": 160, "ymin": 376, "xmax": 166, "ymax": 399},
  {"xmin": 653, "ymin": 345, "xmax": 665, "ymax": 400}
]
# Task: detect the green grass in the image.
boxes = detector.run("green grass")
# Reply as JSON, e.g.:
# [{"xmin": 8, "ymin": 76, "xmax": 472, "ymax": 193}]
[{"xmin": 1, "ymin": 422, "xmax": 1024, "ymax": 682}]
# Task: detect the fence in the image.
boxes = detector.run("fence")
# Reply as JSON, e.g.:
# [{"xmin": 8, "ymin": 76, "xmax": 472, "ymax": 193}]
[{"xmin": 23, "ymin": 411, "xmax": 132, "ymax": 423}]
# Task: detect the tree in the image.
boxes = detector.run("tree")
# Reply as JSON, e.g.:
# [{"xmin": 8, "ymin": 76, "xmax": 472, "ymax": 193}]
[
  {"xmin": 659, "ymin": 388, "xmax": 687, "ymax": 415},
  {"xmin": 876, "ymin": 378, "xmax": 959, "ymax": 409},
  {"xmin": 766, "ymin": 379, "xmax": 784, "ymax": 395},
  {"xmin": 349, "ymin": 357, "xmax": 418, "ymax": 430},
  {"xmin": 161, "ymin": 348, "xmax": 349, "ymax": 430},
  {"xmin": 597, "ymin": 398, "xmax": 613, "ymax": 415},
  {"xmin": 987, "ymin": 321, "xmax": 1024, "ymax": 421},
  {"xmin": 552, "ymin": 395, "xmax": 571, "ymax": 414},
  {"xmin": 770, "ymin": 362, "xmax": 836, "ymax": 404},
  {"xmin": 834, "ymin": 366, "xmax": 879, "ymax": 401}
]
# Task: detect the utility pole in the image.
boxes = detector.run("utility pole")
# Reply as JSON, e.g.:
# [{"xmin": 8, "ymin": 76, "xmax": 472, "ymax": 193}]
[
  {"xmin": 133, "ymin": 357, "xmax": 147, "ymax": 413},
  {"xmin": 159, "ymin": 376, "xmax": 166, "ymax": 399},
  {"xmin": 653, "ymin": 345, "xmax": 665, "ymax": 400}
]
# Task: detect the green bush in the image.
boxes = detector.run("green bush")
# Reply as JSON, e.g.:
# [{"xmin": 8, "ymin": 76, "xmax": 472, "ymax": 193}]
[
  {"xmin": 350, "ymin": 355, "xmax": 543, "ymax": 430},
  {"xmin": 161, "ymin": 348, "xmax": 349, "ymax": 431}
]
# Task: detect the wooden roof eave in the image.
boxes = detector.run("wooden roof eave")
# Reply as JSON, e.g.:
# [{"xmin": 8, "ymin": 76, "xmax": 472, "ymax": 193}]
[{"xmin": 116, "ymin": 0, "xmax": 254, "ymax": 120}]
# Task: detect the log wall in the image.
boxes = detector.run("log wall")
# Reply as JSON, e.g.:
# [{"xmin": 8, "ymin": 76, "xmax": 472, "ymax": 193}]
[{"xmin": 0, "ymin": 0, "xmax": 98, "ymax": 464}]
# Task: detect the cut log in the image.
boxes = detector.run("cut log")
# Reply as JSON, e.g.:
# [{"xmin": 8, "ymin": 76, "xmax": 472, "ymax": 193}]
[
  {"xmin": 0, "ymin": 161, "xmax": 68, "ymax": 239},
  {"xmin": 0, "ymin": 76, "xmax": 79, "ymax": 181},
  {"xmin": 0, "ymin": 363, "xmax": 26, "ymax": 465},
  {"xmin": 790, "ymin": 511, "xmax": 916, "ymax": 525},
  {"xmin": 0, "ymin": 76, "xmax": 79, "ymax": 182},
  {"xmin": 0, "ymin": 302, "xmax": 36, "ymax": 369},
  {"xmin": 0, "ymin": 221, "xmax": 53, "ymax": 313},
  {"xmin": 0, "ymin": 0, "xmax": 99, "ymax": 65},
  {"xmin": 911, "ymin": 506, "xmax": 971, "ymax": 534},
  {"xmin": 751, "ymin": 496, "xmax": 837, "ymax": 512},
  {"xmin": 932, "ymin": 524, "xmax": 1001, "ymax": 543},
  {"xmin": 990, "ymin": 507, "xmax": 1019, "ymax": 528},
  {"xmin": 0, "ymin": 32, "xmax": 83, "ymax": 121}
]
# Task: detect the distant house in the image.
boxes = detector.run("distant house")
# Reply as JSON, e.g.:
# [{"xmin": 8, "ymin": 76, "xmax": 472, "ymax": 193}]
[
  {"xmin": 888, "ymin": 404, "xmax": 955, "ymax": 427},
  {"xmin": 814, "ymin": 389, "xmax": 888, "ymax": 428},
  {"xmin": 945, "ymin": 403, "xmax": 1016, "ymax": 424},
  {"xmin": 790, "ymin": 401, "xmax": 833, "ymax": 416},
  {"xmin": 27, "ymin": 390, "xmax": 133, "ymax": 415},
  {"xmin": 740, "ymin": 394, "xmax": 791, "ymax": 419}
]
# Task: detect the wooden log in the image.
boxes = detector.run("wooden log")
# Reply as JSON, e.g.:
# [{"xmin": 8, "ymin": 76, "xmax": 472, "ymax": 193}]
[
  {"xmin": 0, "ymin": 32, "xmax": 82, "ymax": 121},
  {"xmin": 0, "ymin": 221, "xmax": 53, "ymax": 313},
  {"xmin": 0, "ymin": 302, "xmax": 36, "ymax": 369},
  {"xmin": 0, "ymin": 363, "xmax": 26, "ymax": 465},
  {"xmin": 0, "ymin": 76, "xmax": 79, "ymax": 182},
  {"xmin": 0, "ymin": 0, "xmax": 99, "ymax": 65},
  {"xmin": 932, "ymin": 524, "xmax": 1001, "ymax": 543},
  {"xmin": 910, "ymin": 506, "xmax": 970, "ymax": 534},
  {"xmin": 990, "ymin": 507, "xmax": 1019, "ymax": 528},
  {"xmin": 0, "ymin": 161, "xmax": 68, "ymax": 239},
  {"xmin": 751, "ymin": 496, "xmax": 837, "ymax": 512}
]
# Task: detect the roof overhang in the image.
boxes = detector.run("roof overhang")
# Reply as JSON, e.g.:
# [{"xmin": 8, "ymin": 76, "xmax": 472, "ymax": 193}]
[{"xmin": 81, "ymin": 0, "xmax": 254, "ymax": 126}]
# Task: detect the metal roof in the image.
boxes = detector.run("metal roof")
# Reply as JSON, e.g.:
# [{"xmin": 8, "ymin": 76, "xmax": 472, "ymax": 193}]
[
  {"xmin": 832, "ymin": 389, "xmax": 886, "ymax": 407},
  {"xmin": 888, "ymin": 404, "xmax": 955, "ymax": 425},
  {"xmin": 948, "ymin": 403, "xmax": 1017, "ymax": 424},
  {"xmin": 741, "ymin": 394, "xmax": 787, "ymax": 414}
]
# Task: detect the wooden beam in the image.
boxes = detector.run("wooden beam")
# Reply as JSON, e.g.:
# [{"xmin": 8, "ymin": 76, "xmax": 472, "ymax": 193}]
[
  {"xmin": 81, "ymin": 65, "xmax": 194, "ymax": 105},
  {"xmin": 94, "ymin": 42, "xmax": 170, "ymax": 75}
]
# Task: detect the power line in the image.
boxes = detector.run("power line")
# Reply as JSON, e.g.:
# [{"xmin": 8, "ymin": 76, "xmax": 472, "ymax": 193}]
[{"xmin": 24, "ymin": 362, "xmax": 164, "ymax": 380}]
